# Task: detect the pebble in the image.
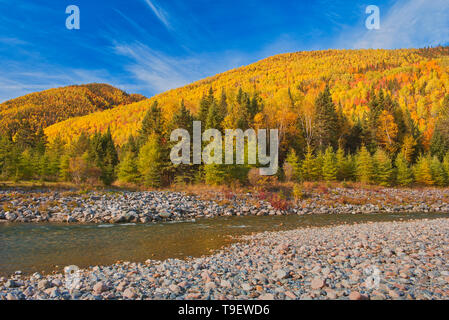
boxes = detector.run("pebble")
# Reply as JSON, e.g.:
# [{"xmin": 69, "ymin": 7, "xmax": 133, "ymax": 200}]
[
  {"xmin": 1, "ymin": 201, "xmax": 448, "ymax": 301},
  {"xmin": 349, "ymin": 292, "xmax": 368, "ymax": 300},
  {"xmin": 93, "ymin": 282, "xmax": 108, "ymax": 294},
  {"xmin": 1, "ymin": 188, "xmax": 449, "ymax": 224},
  {"xmin": 311, "ymin": 278, "xmax": 326, "ymax": 290},
  {"xmin": 123, "ymin": 288, "xmax": 136, "ymax": 299}
]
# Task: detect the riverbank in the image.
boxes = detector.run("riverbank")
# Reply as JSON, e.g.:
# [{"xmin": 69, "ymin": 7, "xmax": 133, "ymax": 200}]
[
  {"xmin": 1, "ymin": 218, "xmax": 448, "ymax": 300},
  {"xmin": 1, "ymin": 186, "xmax": 449, "ymax": 224}
]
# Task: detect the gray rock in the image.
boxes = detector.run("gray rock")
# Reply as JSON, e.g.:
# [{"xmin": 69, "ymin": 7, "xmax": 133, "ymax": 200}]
[
  {"xmin": 5, "ymin": 212, "xmax": 17, "ymax": 221},
  {"xmin": 159, "ymin": 211, "xmax": 171, "ymax": 219},
  {"xmin": 37, "ymin": 279, "xmax": 50, "ymax": 290}
]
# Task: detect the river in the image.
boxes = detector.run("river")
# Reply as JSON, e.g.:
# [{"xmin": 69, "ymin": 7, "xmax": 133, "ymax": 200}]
[{"xmin": 0, "ymin": 212, "xmax": 447, "ymax": 276}]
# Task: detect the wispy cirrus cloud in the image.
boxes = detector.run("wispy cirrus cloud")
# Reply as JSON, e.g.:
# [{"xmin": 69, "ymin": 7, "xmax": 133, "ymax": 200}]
[
  {"xmin": 143, "ymin": 0, "xmax": 172, "ymax": 30},
  {"xmin": 113, "ymin": 41, "xmax": 203, "ymax": 92},
  {"xmin": 338, "ymin": 0, "xmax": 449, "ymax": 49}
]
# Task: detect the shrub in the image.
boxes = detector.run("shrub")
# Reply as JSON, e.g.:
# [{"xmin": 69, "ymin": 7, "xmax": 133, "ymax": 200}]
[
  {"xmin": 248, "ymin": 168, "xmax": 261, "ymax": 187},
  {"xmin": 269, "ymin": 194, "xmax": 290, "ymax": 211},
  {"xmin": 293, "ymin": 183, "xmax": 308, "ymax": 200}
]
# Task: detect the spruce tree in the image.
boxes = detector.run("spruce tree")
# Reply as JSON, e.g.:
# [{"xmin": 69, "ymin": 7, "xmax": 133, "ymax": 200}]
[
  {"xmin": 206, "ymin": 100, "xmax": 222, "ymax": 130},
  {"xmin": 122, "ymin": 135, "xmax": 138, "ymax": 155},
  {"xmin": 443, "ymin": 152, "xmax": 449, "ymax": 186},
  {"xmin": 218, "ymin": 89, "xmax": 228, "ymax": 128},
  {"xmin": 138, "ymin": 134, "xmax": 162, "ymax": 188},
  {"xmin": 59, "ymin": 154, "xmax": 71, "ymax": 182},
  {"xmin": 336, "ymin": 147, "xmax": 356, "ymax": 181},
  {"xmin": 356, "ymin": 146, "xmax": 373, "ymax": 184},
  {"xmin": 336, "ymin": 147, "xmax": 346, "ymax": 181},
  {"xmin": 169, "ymin": 100, "xmax": 196, "ymax": 185},
  {"xmin": 430, "ymin": 95, "xmax": 449, "ymax": 159},
  {"xmin": 315, "ymin": 150, "xmax": 324, "ymax": 181},
  {"xmin": 345, "ymin": 154, "xmax": 357, "ymax": 181},
  {"xmin": 198, "ymin": 88, "xmax": 216, "ymax": 124},
  {"xmin": 322, "ymin": 147, "xmax": 337, "ymax": 181},
  {"xmin": 17, "ymin": 149, "xmax": 34, "ymax": 180},
  {"xmin": 248, "ymin": 93, "xmax": 260, "ymax": 124},
  {"xmin": 235, "ymin": 88, "xmax": 251, "ymax": 130},
  {"xmin": 430, "ymin": 156, "xmax": 446, "ymax": 187},
  {"xmin": 170, "ymin": 100, "xmax": 194, "ymax": 132},
  {"xmin": 70, "ymin": 131, "xmax": 90, "ymax": 157},
  {"xmin": 301, "ymin": 146, "xmax": 320, "ymax": 181},
  {"xmin": 13, "ymin": 121, "xmax": 37, "ymax": 150},
  {"xmin": 34, "ymin": 127, "xmax": 47, "ymax": 155},
  {"xmin": 138, "ymin": 101, "xmax": 164, "ymax": 146},
  {"xmin": 117, "ymin": 151, "xmax": 139, "ymax": 184},
  {"xmin": 46, "ymin": 135, "xmax": 66, "ymax": 179},
  {"xmin": 0, "ymin": 135, "xmax": 13, "ymax": 179},
  {"xmin": 314, "ymin": 85, "xmax": 339, "ymax": 150},
  {"xmin": 38, "ymin": 153, "xmax": 51, "ymax": 181},
  {"xmin": 395, "ymin": 153, "xmax": 414, "ymax": 187},
  {"xmin": 372, "ymin": 149, "xmax": 393, "ymax": 186},
  {"xmin": 101, "ymin": 129, "xmax": 119, "ymax": 185},
  {"xmin": 283, "ymin": 148, "xmax": 301, "ymax": 182},
  {"xmin": 88, "ymin": 129, "xmax": 119, "ymax": 185},
  {"xmin": 205, "ymin": 163, "xmax": 227, "ymax": 186},
  {"xmin": 413, "ymin": 155, "xmax": 434, "ymax": 186}
]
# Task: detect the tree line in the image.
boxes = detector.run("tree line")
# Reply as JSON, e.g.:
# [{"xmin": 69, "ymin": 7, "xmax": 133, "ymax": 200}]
[{"xmin": 1, "ymin": 85, "xmax": 449, "ymax": 188}]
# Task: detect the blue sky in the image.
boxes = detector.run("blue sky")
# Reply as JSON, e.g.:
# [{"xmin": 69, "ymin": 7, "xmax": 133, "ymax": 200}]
[{"xmin": 0, "ymin": 0, "xmax": 448, "ymax": 102}]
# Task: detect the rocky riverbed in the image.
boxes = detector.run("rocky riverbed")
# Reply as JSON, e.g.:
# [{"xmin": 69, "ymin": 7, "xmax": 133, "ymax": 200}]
[
  {"xmin": 1, "ymin": 218, "xmax": 448, "ymax": 300},
  {"xmin": 1, "ymin": 187, "xmax": 449, "ymax": 224}
]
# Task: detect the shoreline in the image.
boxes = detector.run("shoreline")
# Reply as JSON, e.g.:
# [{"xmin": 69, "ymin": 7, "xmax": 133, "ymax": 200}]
[
  {"xmin": 1, "ymin": 187, "xmax": 449, "ymax": 224},
  {"xmin": 1, "ymin": 218, "xmax": 448, "ymax": 300}
]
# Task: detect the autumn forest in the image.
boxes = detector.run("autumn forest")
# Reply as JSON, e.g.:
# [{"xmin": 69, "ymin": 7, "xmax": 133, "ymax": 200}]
[{"xmin": 1, "ymin": 47, "xmax": 449, "ymax": 188}]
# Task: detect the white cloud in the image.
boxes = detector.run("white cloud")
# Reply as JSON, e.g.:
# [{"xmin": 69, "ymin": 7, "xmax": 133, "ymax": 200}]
[
  {"xmin": 113, "ymin": 42, "xmax": 205, "ymax": 93},
  {"xmin": 143, "ymin": 0, "xmax": 172, "ymax": 30},
  {"xmin": 112, "ymin": 36, "xmax": 311, "ymax": 96},
  {"xmin": 350, "ymin": 0, "xmax": 449, "ymax": 49}
]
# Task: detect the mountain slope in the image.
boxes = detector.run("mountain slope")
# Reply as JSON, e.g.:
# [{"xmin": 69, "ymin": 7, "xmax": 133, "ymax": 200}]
[
  {"xmin": 0, "ymin": 83, "xmax": 146, "ymax": 137},
  {"xmin": 45, "ymin": 47, "xmax": 449, "ymax": 146}
]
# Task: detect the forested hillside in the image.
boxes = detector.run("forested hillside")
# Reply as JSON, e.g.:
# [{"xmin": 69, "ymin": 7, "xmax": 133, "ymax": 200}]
[
  {"xmin": 2, "ymin": 47, "xmax": 449, "ymax": 188},
  {"xmin": 0, "ymin": 83, "xmax": 145, "ymax": 146},
  {"xmin": 45, "ymin": 47, "xmax": 449, "ymax": 148}
]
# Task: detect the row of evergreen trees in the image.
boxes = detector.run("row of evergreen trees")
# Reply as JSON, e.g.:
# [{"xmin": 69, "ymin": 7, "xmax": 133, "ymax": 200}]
[
  {"xmin": 0, "ymin": 87, "xmax": 259, "ymax": 187},
  {"xmin": 115, "ymin": 93, "xmax": 258, "ymax": 187},
  {"xmin": 284, "ymin": 146, "xmax": 449, "ymax": 187},
  {"xmin": 0, "ymin": 128, "xmax": 118, "ymax": 185},
  {"xmin": 1, "ymin": 85, "xmax": 449, "ymax": 188}
]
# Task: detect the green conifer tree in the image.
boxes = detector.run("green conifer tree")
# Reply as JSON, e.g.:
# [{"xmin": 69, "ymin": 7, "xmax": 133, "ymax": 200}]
[
  {"xmin": 395, "ymin": 153, "xmax": 414, "ymax": 186},
  {"xmin": 283, "ymin": 148, "xmax": 301, "ymax": 182},
  {"xmin": 138, "ymin": 101, "xmax": 164, "ymax": 147},
  {"xmin": 117, "ymin": 151, "xmax": 139, "ymax": 183},
  {"xmin": 413, "ymin": 155, "xmax": 434, "ymax": 186},
  {"xmin": 17, "ymin": 149, "xmax": 33, "ymax": 180},
  {"xmin": 89, "ymin": 128, "xmax": 119, "ymax": 185},
  {"xmin": 430, "ymin": 156, "xmax": 446, "ymax": 187},
  {"xmin": 336, "ymin": 147, "xmax": 346, "ymax": 181},
  {"xmin": 372, "ymin": 149, "xmax": 393, "ymax": 186},
  {"xmin": 301, "ymin": 146, "xmax": 320, "ymax": 181},
  {"xmin": 313, "ymin": 85, "xmax": 339, "ymax": 150},
  {"xmin": 138, "ymin": 134, "xmax": 162, "ymax": 188},
  {"xmin": 205, "ymin": 163, "xmax": 227, "ymax": 185},
  {"xmin": 206, "ymin": 100, "xmax": 222, "ymax": 130},
  {"xmin": 443, "ymin": 152, "xmax": 449, "ymax": 186},
  {"xmin": 322, "ymin": 147, "xmax": 337, "ymax": 181},
  {"xmin": 356, "ymin": 146, "xmax": 373, "ymax": 184},
  {"xmin": 59, "ymin": 154, "xmax": 71, "ymax": 182}
]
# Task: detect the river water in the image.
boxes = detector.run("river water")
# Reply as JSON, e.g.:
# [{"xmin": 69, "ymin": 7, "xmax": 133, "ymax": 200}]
[{"xmin": 0, "ymin": 212, "xmax": 447, "ymax": 276}]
